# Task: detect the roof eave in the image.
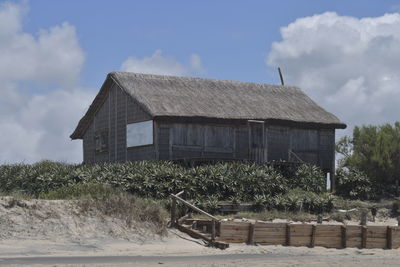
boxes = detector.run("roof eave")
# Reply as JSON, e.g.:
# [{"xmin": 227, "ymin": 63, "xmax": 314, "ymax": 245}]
[{"xmin": 154, "ymin": 115, "xmax": 346, "ymax": 129}]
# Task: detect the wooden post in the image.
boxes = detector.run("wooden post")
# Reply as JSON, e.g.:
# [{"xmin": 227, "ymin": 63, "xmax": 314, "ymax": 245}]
[
  {"xmin": 360, "ymin": 210, "xmax": 367, "ymax": 226},
  {"xmin": 171, "ymin": 197, "xmax": 177, "ymax": 227},
  {"xmin": 247, "ymin": 222, "xmax": 255, "ymax": 245},
  {"xmin": 387, "ymin": 226, "xmax": 393, "ymax": 249},
  {"xmin": 371, "ymin": 207, "xmax": 377, "ymax": 223},
  {"xmin": 361, "ymin": 226, "xmax": 367, "ymax": 248},
  {"xmin": 170, "ymin": 191, "xmax": 184, "ymax": 228},
  {"xmin": 286, "ymin": 224, "xmax": 291, "ymax": 246},
  {"xmin": 341, "ymin": 225, "xmax": 347, "ymax": 248},
  {"xmin": 211, "ymin": 220, "xmax": 216, "ymax": 242},
  {"xmin": 310, "ymin": 225, "xmax": 316, "ymax": 248}
]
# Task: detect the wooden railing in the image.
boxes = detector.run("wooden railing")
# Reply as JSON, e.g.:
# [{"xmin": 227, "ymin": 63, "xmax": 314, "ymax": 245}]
[
  {"xmin": 288, "ymin": 149, "xmax": 304, "ymax": 163},
  {"xmin": 170, "ymin": 190, "xmax": 219, "ymax": 242}
]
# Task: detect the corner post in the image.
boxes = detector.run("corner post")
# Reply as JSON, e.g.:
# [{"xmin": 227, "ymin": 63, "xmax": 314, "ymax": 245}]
[{"xmin": 170, "ymin": 197, "xmax": 177, "ymax": 227}]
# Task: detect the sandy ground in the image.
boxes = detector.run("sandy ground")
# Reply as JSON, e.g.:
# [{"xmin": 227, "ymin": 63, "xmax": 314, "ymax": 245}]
[
  {"xmin": 2, "ymin": 197, "xmax": 400, "ymax": 266},
  {"xmin": 1, "ymin": 231, "xmax": 400, "ymax": 266}
]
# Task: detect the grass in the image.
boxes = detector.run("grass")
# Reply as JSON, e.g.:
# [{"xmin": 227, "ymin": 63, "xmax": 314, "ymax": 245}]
[
  {"xmin": 78, "ymin": 194, "xmax": 168, "ymax": 236},
  {"xmin": 39, "ymin": 183, "xmax": 121, "ymax": 200},
  {"xmin": 232, "ymin": 210, "xmax": 316, "ymax": 222},
  {"xmin": 186, "ymin": 196, "xmax": 400, "ymax": 223},
  {"xmin": 1, "ymin": 184, "xmax": 169, "ymax": 237},
  {"xmin": 194, "ymin": 210, "xmax": 315, "ymax": 222},
  {"xmin": 41, "ymin": 183, "xmax": 169, "ymax": 236},
  {"xmin": 2, "ymin": 183, "xmax": 397, "ymax": 228},
  {"xmin": 0, "ymin": 191, "xmax": 34, "ymax": 200}
]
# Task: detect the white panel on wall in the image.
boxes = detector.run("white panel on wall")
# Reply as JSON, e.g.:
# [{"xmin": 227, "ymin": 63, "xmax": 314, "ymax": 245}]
[{"xmin": 127, "ymin": 120, "xmax": 153, "ymax": 147}]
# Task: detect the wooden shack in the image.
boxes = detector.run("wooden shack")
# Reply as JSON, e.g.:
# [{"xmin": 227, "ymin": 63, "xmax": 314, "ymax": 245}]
[{"xmin": 70, "ymin": 72, "xmax": 346, "ymax": 186}]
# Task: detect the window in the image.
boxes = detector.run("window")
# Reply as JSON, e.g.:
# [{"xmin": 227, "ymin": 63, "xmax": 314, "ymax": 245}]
[
  {"xmin": 95, "ymin": 130, "xmax": 108, "ymax": 153},
  {"xmin": 127, "ymin": 120, "xmax": 153, "ymax": 147}
]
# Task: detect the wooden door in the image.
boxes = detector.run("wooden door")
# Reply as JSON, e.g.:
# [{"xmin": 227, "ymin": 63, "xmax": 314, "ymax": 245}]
[{"xmin": 248, "ymin": 120, "xmax": 267, "ymax": 163}]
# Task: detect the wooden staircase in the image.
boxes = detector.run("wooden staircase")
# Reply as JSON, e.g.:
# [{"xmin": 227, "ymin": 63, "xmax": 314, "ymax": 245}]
[{"xmin": 170, "ymin": 191, "xmax": 229, "ymax": 249}]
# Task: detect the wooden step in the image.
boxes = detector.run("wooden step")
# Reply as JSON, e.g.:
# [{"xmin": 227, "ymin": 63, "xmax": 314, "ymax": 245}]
[{"xmin": 176, "ymin": 223, "xmax": 229, "ymax": 250}]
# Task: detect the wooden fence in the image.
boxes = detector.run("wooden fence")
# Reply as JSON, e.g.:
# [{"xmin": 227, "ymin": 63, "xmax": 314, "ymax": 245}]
[{"xmin": 218, "ymin": 221, "xmax": 400, "ymax": 249}]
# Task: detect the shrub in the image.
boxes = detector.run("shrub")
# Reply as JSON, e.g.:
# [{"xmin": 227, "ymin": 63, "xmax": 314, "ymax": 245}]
[
  {"xmin": 392, "ymin": 200, "xmax": 400, "ymax": 216},
  {"xmin": 335, "ymin": 168, "xmax": 374, "ymax": 200},
  {"xmin": 228, "ymin": 195, "xmax": 241, "ymax": 205},
  {"xmin": 0, "ymin": 161, "xmax": 330, "ymax": 205},
  {"xmin": 252, "ymin": 195, "xmax": 267, "ymax": 212},
  {"xmin": 290, "ymin": 164, "xmax": 326, "ymax": 194},
  {"xmin": 270, "ymin": 188, "xmax": 334, "ymax": 214}
]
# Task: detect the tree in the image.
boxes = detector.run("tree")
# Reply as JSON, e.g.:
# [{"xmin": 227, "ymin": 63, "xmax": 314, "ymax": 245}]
[{"xmin": 336, "ymin": 122, "xmax": 400, "ymax": 197}]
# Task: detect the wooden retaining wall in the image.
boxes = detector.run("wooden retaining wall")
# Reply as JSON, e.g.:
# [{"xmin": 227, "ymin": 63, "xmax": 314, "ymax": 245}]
[{"xmin": 218, "ymin": 221, "xmax": 400, "ymax": 249}]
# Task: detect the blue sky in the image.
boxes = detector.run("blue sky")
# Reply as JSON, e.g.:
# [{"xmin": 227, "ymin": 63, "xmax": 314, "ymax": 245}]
[
  {"xmin": 24, "ymin": 0, "xmax": 400, "ymax": 87},
  {"xmin": 1, "ymin": 0, "xmax": 400, "ymax": 163}
]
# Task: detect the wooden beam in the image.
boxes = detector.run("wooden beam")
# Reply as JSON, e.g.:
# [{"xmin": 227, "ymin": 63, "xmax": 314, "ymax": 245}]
[
  {"xmin": 247, "ymin": 222, "xmax": 255, "ymax": 245},
  {"xmin": 170, "ymin": 197, "xmax": 177, "ymax": 227},
  {"xmin": 176, "ymin": 224, "xmax": 229, "ymax": 249},
  {"xmin": 341, "ymin": 225, "xmax": 347, "ymax": 248},
  {"xmin": 178, "ymin": 214, "xmax": 190, "ymax": 225},
  {"xmin": 286, "ymin": 224, "xmax": 291, "ymax": 246},
  {"xmin": 176, "ymin": 190, "xmax": 184, "ymax": 197},
  {"xmin": 176, "ymin": 223, "xmax": 211, "ymax": 242},
  {"xmin": 360, "ymin": 211, "xmax": 367, "ymax": 226},
  {"xmin": 171, "ymin": 193, "xmax": 219, "ymax": 221},
  {"xmin": 361, "ymin": 226, "xmax": 367, "ymax": 248},
  {"xmin": 310, "ymin": 225, "xmax": 316, "ymax": 248},
  {"xmin": 387, "ymin": 226, "xmax": 393, "ymax": 249},
  {"xmin": 211, "ymin": 220, "xmax": 216, "ymax": 242}
]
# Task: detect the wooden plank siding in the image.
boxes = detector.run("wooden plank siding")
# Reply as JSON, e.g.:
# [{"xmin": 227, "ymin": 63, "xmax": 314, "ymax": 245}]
[
  {"xmin": 154, "ymin": 122, "xmax": 334, "ymax": 172},
  {"xmin": 82, "ymin": 81, "xmax": 156, "ymax": 164},
  {"xmin": 218, "ymin": 222, "xmax": 400, "ymax": 249},
  {"xmin": 156, "ymin": 122, "xmax": 248, "ymax": 161}
]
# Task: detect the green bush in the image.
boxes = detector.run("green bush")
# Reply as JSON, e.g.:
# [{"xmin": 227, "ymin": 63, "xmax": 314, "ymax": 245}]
[
  {"xmin": 291, "ymin": 164, "xmax": 326, "ymax": 194},
  {"xmin": 0, "ymin": 161, "xmax": 328, "ymax": 204},
  {"xmin": 252, "ymin": 195, "xmax": 267, "ymax": 212},
  {"xmin": 392, "ymin": 200, "xmax": 400, "ymax": 216},
  {"xmin": 335, "ymin": 168, "xmax": 374, "ymax": 200},
  {"xmin": 269, "ymin": 188, "xmax": 334, "ymax": 214}
]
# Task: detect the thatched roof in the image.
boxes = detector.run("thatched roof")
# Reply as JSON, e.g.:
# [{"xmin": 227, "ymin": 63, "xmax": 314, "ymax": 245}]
[{"xmin": 71, "ymin": 72, "xmax": 346, "ymax": 139}]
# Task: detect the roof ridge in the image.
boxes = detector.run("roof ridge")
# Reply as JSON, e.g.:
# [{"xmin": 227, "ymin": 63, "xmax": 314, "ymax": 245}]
[{"xmin": 109, "ymin": 71, "xmax": 297, "ymax": 90}]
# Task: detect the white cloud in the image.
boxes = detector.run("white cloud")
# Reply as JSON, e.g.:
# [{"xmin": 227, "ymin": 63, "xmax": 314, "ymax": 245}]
[
  {"xmin": 121, "ymin": 49, "xmax": 205, "ymax": 76},
  {"xmin": 189, "ymin": 53, "xmax": 205, "ymax": 73},
  {"xmin": 267, "ymin": 12, "xmax": 400, "ymax": 137},
  {"xmin": 0, "ymin": 2, "xmax": 206, "ymax": 163},
  {"xmin": 0, "ymin": 1, "xmax": 93, "ymax": 163}
]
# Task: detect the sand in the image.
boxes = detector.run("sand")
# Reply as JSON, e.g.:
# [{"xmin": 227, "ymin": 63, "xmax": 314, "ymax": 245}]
[
  {"xmin": 1, "ymin": 232, "xmax": 400, "ymax": 266},
  {"xmin": 1, "ymin": 197, "xmax": 400, "ymax": 266}
]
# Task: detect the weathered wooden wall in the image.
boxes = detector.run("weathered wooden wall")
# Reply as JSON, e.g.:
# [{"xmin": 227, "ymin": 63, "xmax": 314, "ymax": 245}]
[
  {"xmin": 82, "ymin": 81, "xmax": 155, "ymax": 163},
  {"xmin": 218, "ymin": 221, "xmax": 400, "ymax": 249},
  {"xmin": 82, "ymin": 81, "xmax": 335, "ymax": 169},
  {"xmin": 156, "ymin": 122, "xmax": 249, "ymax": 161},
  {"xmin": 155, "ymin": 123, "xmax": 335, "ymax": 172},
  {"xmin": 267, "ymin": 126, "xmax": 335, "ymax": 171}
]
